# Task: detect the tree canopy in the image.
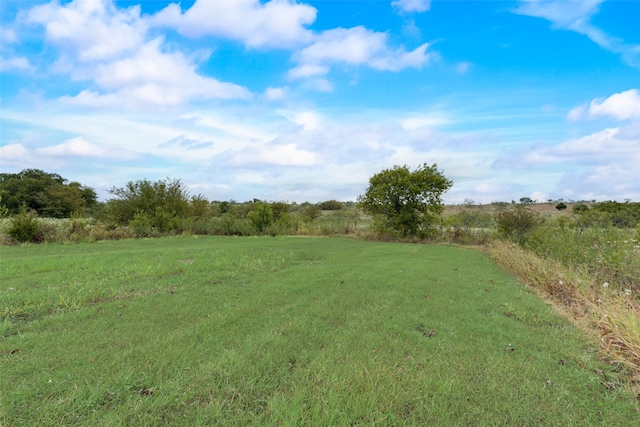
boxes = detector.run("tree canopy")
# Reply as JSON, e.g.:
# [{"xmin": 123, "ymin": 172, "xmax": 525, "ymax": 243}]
[
  {"xmin": 0, "ymin": 169, "xmax": 97, "ymax": 217},
  {"xmin": 106, "ymin": 178, "xmax": 191, "ymax": 225},
  {"xmin": 357, "ymin": 163, "xmax": 452, "ymax": 237}
]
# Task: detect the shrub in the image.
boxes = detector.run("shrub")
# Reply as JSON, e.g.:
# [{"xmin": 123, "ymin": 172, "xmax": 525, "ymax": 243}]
[
  {"xmin": 318, "ymin": 200, "xmax": 344, "ymax": 210},
  {"xmin": 129, "ymin": 210, "xmax": 153, "ymax": 237},
  {"xmin": 555, "ymin": 202, "xmax": 567, "ymax": 210},
  {"xmin": 7, "ymin": 207, "xmax": 42, "ymax": 243},
  {"xmin": 493, "ymin": 205, "xmax": 544, "ymax": 245},
  {"xmin": 301, "ymin": 205, "xmax": 322, "ymax": 223},
  {"xmin": 247, "ymin": 202, "xmax": 273, "ymax": 233}
]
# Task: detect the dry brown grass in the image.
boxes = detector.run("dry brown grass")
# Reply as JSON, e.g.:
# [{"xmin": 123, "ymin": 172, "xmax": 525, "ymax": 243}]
[{"xmin": 487, "ymin": 240, "xmax": 640, "ymax": 393}]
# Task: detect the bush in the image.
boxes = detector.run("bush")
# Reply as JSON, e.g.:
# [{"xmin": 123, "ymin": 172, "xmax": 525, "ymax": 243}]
[
  {"xmin": 493, "ymin": 205, "xmax": 544, "ymax": 245},
  {"xmin": 129, "ymin": 210, "xmax": 153, "ymax": 237},
  {"xmin": 318, "ymin": 200, "xmax": 344, "ymax": 210},
  {"xmin": 247, "ymin": 202, "xmax": 273, "ymax": 233},
  {"xmin": 301, "ymin": 205, "xmax": 322, "ymax": 223},
  {"xmin": 7, "ymin": 207, "xmax": 42, "ymax": 243},
  {"xmin": 555, "ymin": 202, "xmax": 567, "ymax": 210}
]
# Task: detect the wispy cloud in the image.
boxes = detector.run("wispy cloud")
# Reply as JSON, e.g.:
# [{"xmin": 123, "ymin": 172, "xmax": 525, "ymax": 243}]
[
  {"xmin": 392, "ymin": 0, "xmax": 432, "ymax": 14},
  {"xmin": 513, "ymin": 0, "xmax": 640, "ymax": 68}
]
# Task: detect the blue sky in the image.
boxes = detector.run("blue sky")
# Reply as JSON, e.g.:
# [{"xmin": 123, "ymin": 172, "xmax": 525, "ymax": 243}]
[{"xmin": 1, "ymin": 0, "xmax": 639, "ymax": 203}]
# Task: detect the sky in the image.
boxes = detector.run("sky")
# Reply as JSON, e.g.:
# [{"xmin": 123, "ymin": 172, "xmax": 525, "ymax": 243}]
[{"xmin": 1, "ymin": 0, "xmax": 639, "ymax": 204}]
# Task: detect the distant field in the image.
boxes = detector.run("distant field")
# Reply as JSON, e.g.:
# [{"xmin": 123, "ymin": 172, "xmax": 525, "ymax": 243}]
[
  {"xmin": 444, "ymin": 202, "xmax": 583, "ymax": 218},
  {"xmin": 1, "ymin": 236, "xmax": 638, "ymax": 425}
]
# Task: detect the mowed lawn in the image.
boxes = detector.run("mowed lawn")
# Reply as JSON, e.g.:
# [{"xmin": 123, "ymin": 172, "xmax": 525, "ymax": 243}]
[{"xmin": 1, "ymin": 236, "xmax": 638, "ymax": 425}]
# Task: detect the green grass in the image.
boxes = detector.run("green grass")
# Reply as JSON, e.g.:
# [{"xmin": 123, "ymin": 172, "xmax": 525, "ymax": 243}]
[{"xmin": 1, "ymin": 236, "xmax": 638, "ymax": 425}]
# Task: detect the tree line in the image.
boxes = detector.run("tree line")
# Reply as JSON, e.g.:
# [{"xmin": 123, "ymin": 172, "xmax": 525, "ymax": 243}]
[{"xmin": 1, "ymin": 167, "xmax": 638, "ymax": 245}]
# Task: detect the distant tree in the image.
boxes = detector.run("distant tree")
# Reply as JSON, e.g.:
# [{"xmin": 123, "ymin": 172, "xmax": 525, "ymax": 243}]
[
  {"xmin": 217, "ymin": 201, "xmax": 232, "ymax": 214},
  {"xmin": 301, "ymin": 205, "xmax": 322, "ymax": 223},
  {"xmin": 0, "ymin": 169, "xmax": 97, "ymax": 217},
  {"xmin": 247, "ymin": 201, "xmax": 273, "ymax": 232},
  {"xmin": 572, "ymin": 203, "xmax": 590, "ymax": 214},
  {"xmin": 318, "ymin": 200, "xmax": 344, "ymax": 210},
  {"xmin": 106, "ymin": 178, "xmax": 190, "ymax": 226},
  {"xmin": 189, "ymin": 194, "xmax": 212, "ymax": 218},
  {"xmin": 555, "ymin": 202, "xmax": 567, "ymax": 211},
  {"xmin": 357, "ymin": 163, "xmax": 452, "ymax": 237},
  {"xmin": 519, "ymin": 197, "xmax": 534, "ymax": 205},
  {"xmin": 270, "ymin": 201, "xmax": 291, "ymax": 221}
]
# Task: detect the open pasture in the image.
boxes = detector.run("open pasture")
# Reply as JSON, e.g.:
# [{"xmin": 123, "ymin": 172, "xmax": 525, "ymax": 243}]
[{"xmin": 1, "ymin": 237, "xmax": 638, "ymax": 425}]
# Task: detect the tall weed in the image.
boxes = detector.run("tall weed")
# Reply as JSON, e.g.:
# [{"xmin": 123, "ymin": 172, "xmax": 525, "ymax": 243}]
[{"xmin": 488, "ymin": 240, "xmax": 640, "ymax": 387}]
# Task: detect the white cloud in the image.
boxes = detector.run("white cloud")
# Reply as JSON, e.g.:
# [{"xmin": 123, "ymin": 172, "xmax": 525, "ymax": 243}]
[
  {"xmin": 287, "ymin": 64, "xmax": 329, "ymax": 79},
  {"xmin": 530, "ymin": 191, "xmax": 547, "ymax": 202},
  {"xmin": 392, "ymin": 0, "xmax": 431, "ymax": 14},
  {"xmin": 279, "ymin": 110, "xmax": 322, "ymax": 131},
  {"xmin": 514, "ymin": 0, "xmax": 603, "ymax": 28},
  {"xmin": 566, "ymin": 104, "xmax": 587, "ymax": 121},
  {"xmin": 264, "ymin": 86, "xmax": 288, "ymax": 101},
  {"xmin": 513, "ymin": 0, "xmax": 640, "ymax": 68},
  {"xmin": 229, "ymin": 143, "xmax": 319, "ymax": 166},
  {"xmin": 0, "ymin": 56, "xmax": 31, "ymax": 72},
  {"xmin": 0, "ymin": 143, "xmax": 30, "ymax": 160},
  {"xmin": 400, "ymin": 115, "xmax": 450, "ymax": 130},
  {"xmin": 0, "ymin": 27, "xmax": 18, "ymax": 44},
  {"xmin": 34, "ymin": 136, "xmax": 138, "ymax": 160},
  {"xmin": 26, "ymin": 0, "xmax": 146, "ymax": 62},
  {"xmin": 567, "ymin": 89, "xmax": 640, "ymax": 121},
  {"xmin": 23, "ymin": 0, "xmax": 250, "ymax": 109},
  {"xmin": 151, "ymin": 0, "xmax": 316, "ymax": 49},
  {"xmin": 587, "ymin": 89, "xmax": 640, "ymax": 120},
  {"xmin": 293, "ymin": 26, "xmax": 430, "ymax": 75}
]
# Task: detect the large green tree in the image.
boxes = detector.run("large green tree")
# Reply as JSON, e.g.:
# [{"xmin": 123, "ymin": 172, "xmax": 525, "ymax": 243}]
[
  {"xmin": 0, "ymin": 169, "xmax": 97, "ymax": 217},
  {"xmin": 357, "ymin": 163, "xmax": 453, "ymax": 237}
]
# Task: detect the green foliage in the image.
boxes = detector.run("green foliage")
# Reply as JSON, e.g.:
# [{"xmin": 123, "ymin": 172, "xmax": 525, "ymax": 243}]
[
  {"xmin": 129, "ymin": 210, "xmax": 153, "ymax": 237},
  {"xmin": 493, "ymin": 205, "xmax": 544, "ymax": 245},
  {"xmin": 0, "ymin": 169, "xmax": 97, "ymax": 217},
  {"xmin": 525, "ymin": 225, "xmax": 639, "ymax": 289},
  {"xmin": 573, "ymin": 201, "xmax": 640, "ymax": 229},
  {"xmin": 217, "ymin": 200, "xmax": 232, "ymax": 214},
  {"xmin": 247, "ymin": 201, "xmax": 274, "ymax": 233},
  {"xmin": 0, "ymin": 195, "xmax": 9, "ymax": 218},
  {"xmin": 7, "ymin": 206, "xmax": 42, "ymax": 243},
  {"xmin": 107, "ymin": 178, "xmax": 190, "ymax": 227},
  {"xmin": 448, "ymin": 208, "xmax": 493, "ymax": 231},
  {"xmin": 189, "ymin": 194, "xmax": 213, "ymax": 218},
  {"xmin": 444, "ymin": 208, "xmax": 493, "ymax": 245},
  {"xmin": 555, "ymin": 202, "xmax": 567, "ymax": 210},
  {"xmin": 270, "ymin": 201, "xmax": 291, "ymax": 221},
  {"xmin": 301, "ymin": 204, "xmax": 322, "ymax": 223},
  {"xmin": 318, "ymin": 200, "xmax": 344, "ymax": 210},
  {"xmin": 592, "ymin": 201, "xmax": 640, "ymax": 228},
  {"xmin": 572, "ymin": 203, "xmax": 590, "ymax": 213},
  {"xmin": 357, "ymin": 163, "xmax": 453, "ymax": 237}
]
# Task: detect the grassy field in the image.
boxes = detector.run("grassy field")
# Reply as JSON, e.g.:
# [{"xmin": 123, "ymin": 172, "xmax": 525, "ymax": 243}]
[{"xmin": 1, "ymin": 236, "xmax": 638, "ymax": 425}]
